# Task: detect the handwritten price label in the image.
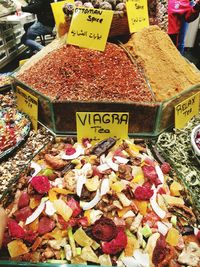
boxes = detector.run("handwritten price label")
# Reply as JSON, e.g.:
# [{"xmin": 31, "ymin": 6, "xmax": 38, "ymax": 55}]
[
  {"xmin": 126, "ymin": 0, "xmax": 149, "ymax": 33},
  {"xmin": 67, "ymin": 7, "xmax": 113, "ymax": 51},
  {"xmin": 175, "ymin": 92, "xmax": 199, "ymax": 129},
  {"xmin": 16, "ymin": 86, "xmax": 38, "ymax": 131},
  {"xmin": 76, "ymin": 112, "xmax": 129, "ymax": 145}
]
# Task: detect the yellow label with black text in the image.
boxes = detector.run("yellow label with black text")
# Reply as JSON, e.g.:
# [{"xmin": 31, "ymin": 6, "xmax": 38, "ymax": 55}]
[
  {"xmin": 51, "ymin": 0, "xmax": 74, "ymax": 37},
  {"xmin": 76, "ymin": 112, "xmax": 129, "ymax": 144},
  {"xmin": 16, "ymin": 86, "xmax": 38, "ymax": 131},
  {"xmin": 67, "ymin": 7, "xmax": 113, "ymax": 51},
  {"xmin": 126, "ymin": 0, "xmax": 149, "ymax": 33},
  {"xmin": 175, "ymin": 92, "xmax": 199, "ymax": 129}
]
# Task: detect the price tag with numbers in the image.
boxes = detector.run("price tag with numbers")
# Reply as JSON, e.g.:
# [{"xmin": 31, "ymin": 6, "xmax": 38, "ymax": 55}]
[
  {"xmin": 67, "ymin": 7, "xmax": 113, "ymax": 51},
  {"xmin": 126, "ymin": 0, "xmax": 149, "ymax": 33},
  {"xmin": 175, "ymin": 92, "xmax": 199, "ymax": 129},
  {"xmin": 15, "ymin": 86, "xmax": 38, "ymax": 131},
  {"xmin": 76, "ymin": 112, "xmax": 129, "ymax": 145}
]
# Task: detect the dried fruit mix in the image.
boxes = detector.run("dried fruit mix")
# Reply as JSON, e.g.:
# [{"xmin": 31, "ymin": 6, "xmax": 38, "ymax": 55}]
[{"xmin": 0, "ymin": 138, "xmax": 199, "ymax": 266}]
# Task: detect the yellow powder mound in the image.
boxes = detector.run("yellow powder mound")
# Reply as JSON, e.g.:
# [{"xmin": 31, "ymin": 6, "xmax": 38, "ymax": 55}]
[{"xmin": 125, "ymin": 26, "xmax": 200, "ymax": 102}]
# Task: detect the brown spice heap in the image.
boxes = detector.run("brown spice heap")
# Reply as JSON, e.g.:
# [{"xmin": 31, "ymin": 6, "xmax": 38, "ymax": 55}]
[
  {"xmin": 17, "ymin": 43, "xmax": 153, "ymax": 103},
  {"xmin": 125, "ymin": 26, "xmax": 200, "ymax": 102}
]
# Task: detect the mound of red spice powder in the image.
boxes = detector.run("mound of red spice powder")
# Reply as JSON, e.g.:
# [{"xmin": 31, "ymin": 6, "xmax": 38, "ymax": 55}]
[{"xmin": 17, "ymin": 44, "xmax": 152, "ymax": 103}]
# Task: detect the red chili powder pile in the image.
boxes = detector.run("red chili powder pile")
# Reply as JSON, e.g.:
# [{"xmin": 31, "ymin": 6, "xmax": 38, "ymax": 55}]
[{"xmin": 17, "ymin": 43, "xmax": 153, "ymax": 103}]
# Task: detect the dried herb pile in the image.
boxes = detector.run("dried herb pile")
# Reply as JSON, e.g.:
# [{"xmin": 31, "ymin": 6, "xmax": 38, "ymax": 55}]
[{"xmin": 156, "ymin": 114, "xmax": 200, "ymax": 214}]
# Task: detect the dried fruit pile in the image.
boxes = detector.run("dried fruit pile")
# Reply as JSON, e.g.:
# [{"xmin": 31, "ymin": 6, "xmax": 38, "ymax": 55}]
[
  {"xmin": 17, "ymin": 43, "xmax": 152, "ymax": 103},
  {"xmin": 0, "ymin": 108, "xmax": 30, "ymax": 158},
  {"xmin": 1, "ymin": 138, "xmax": 199, "ymax": 266}
]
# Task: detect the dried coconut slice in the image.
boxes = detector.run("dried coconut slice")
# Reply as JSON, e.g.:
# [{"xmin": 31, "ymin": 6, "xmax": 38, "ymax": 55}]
[
  {"xmin": 100, "ymin": 178, "xmax": 110, "ymax": 196},
  {"xmin": 29, "ymin": 161, "xmax": 42, "ymax": 182},
  {"xmin": 155, "ymin": 165, "xmax": 164, "ymax": 184},
  {"xmin": 114, "ymin": 156, "xmax": 129, "ymax": 164},
  {"xmin": 150, "ymin": 190, "xmax": 166, "ymax": 219},
  {"xmin": 81, "ymin": 189, "xmax": 101, "ymax": 210},
  {"xmin": 25, "ymin": 198, "xmax": 47, "ymax": 225},
  {"xmin": 60, "ymin": 145, "xmax": 84, "ymax": 160}
]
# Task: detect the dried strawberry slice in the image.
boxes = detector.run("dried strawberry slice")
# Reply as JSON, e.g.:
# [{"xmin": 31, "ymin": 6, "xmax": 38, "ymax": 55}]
[
  {"xmin": 102, "ymin": 228, "xmax": 127, "ymax": 255},
  {"xmin": 57, "ymin": 214, "xmax": 68, "ymax": 229},
  {"xmin": 82, "ymin": 138, "xmax": 91, "ymax": 147},
  {"xmin": 7, "ymin": 219, "xmax": 25, "ymax": 238},
  {"xmin": 142, "ymin": 165, "xmax": 161, "ymax": 186},
  {"xmin": 14, "ymin": 206, "xmax": 32, "ymax": 222},
  {"xmin": 134, "ymin": 185, "xmax": 154, "ymax": 200},
  {"xmin": 30, "ymin": 175, "xmax": 50, "ymax": 194},
  {"xmin": 67, "ymin": 198, "xmax": 82, "ymax": 217},
  {"xmin": 65, "ymin": 144, "xmax": 76, "ymax": 155},
  {"xmin": 24, "ymin": 230, "xmax": 38, "ymax": 243},
  {"xmin": 38, "ymin": 217, "xmax": 55, "ymax": 235},
  {"xmin": 152, "ymin": 235, "xmax": 168, "ymax": 265},
  {"xmin": 18, "ymin": 192, "xmax": 30, "ymax": 208},
  {"xmin": 92, "ymin": 217, "xmax": 117, "ymax": 241},
  {"xmin": 142, "ymin": 211, "xmax": 160, "ymax": 228},
  {"xmin": 161, "ymin": 162, "xmax": 171, "ymax": 174},
  {"xmin": 77, "ymin": 217, "xmax": 88, "ymax": 227}
]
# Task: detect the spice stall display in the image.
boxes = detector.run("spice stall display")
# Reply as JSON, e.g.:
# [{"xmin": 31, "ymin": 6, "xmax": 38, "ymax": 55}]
[
  {"xmin": 15, "ymin": 41, "xmax": 159, "ymax": 135},
  {"xmin": 0, "ymin": 90, "xmax": 53, "ymax": 200},
  {"xmin": 0, "ymin": 137, "xmax": 199, "ymax": 266},
  {"xmin": 13, "ymin": 26, "xmax": 200, "ymax": 136}
]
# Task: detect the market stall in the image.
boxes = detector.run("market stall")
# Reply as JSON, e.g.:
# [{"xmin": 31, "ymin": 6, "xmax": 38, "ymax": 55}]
[{"xmin": 0, "ymin": 0, "xmax": 199, "ymax": 266}]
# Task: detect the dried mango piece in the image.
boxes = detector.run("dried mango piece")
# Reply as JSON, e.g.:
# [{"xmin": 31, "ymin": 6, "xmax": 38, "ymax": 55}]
[
  {"xmin": 111, "ymin": 181, "xmax": 126, "ymax": 192},
  {"xmin": 170, "ymin": 181, "xmax": 183, "ymax": 196},
  {"xmin": 8, "ymin": 240, "xmax": 29, "ymax": 258},
  {"xmin": 28, "ymin": 218, "xmax": 39, "ymax": 232},
  {"xmin": 166, "ymin": 228, "xmax": 180, "ymax": 246},
  {"xmin": 118, "ymin": 207, "xmax": 131, "ymax": 217},
  {"xmin": 124, "ymin": 235, "xmax": 139, "ymax": 256},
  {"xmin": 133, "ymin": 200, "xmax": 147, "ymax": 215}
]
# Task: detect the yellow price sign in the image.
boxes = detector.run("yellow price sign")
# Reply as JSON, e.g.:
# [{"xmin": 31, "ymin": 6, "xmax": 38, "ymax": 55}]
[
  {"xmin": 76, "ymin": 112, "xmax": 129, "ymax": 144},
  {"xmin": 51, "ymin": 0, "xmax": 74, "ymax": 37},
  {"xmin": 15, "ymin": 86, "xmax": 38, "ymax": 131},
  {"xmin": 175, "ymin": 92, "xmax": 199, "ymax": 129},
  {"xmin": 126, "ymin": 0, "xmax": 149, "ymax": 33},
  {"xmin": 67, "ymin": 7, "xmax": 113, "ymax": 51}
]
